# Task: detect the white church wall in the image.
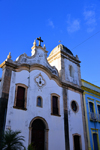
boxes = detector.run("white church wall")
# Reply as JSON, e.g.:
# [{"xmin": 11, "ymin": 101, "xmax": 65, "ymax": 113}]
[
  {"xmin": 64, "ymin": 59, "xmax": 79, "ymax": 85},
  {"xmin": 49, "ymin": 57, "xmax": 61, "ymax": 72},
  {"xmin": 68, "ymin": 89, "xmax": 85, "ymax": 150},
  {"xmin": 5, "ymin": 69, "xmax": 65, "ymax": 150}
]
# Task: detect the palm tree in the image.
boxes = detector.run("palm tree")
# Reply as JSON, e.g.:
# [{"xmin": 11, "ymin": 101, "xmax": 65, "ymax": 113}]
[
  {"xmin": 28, "ymin": 143, "xmax": 36, "ymax": 150},
  {"xmin": 0, "ymin": 129, "xmax": 25, "ymax": 150}
]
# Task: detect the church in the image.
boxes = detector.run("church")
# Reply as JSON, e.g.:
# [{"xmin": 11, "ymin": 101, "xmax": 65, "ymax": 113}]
[{"xmin": 0, "ymin": 37, "xmax": 87, "ymax": 150}]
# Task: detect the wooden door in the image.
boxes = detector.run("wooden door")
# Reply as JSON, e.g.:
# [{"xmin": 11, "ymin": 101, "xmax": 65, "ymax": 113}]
[{"xmin": 31, "ymin": 119, "xmax": 45, "ymax": 150}]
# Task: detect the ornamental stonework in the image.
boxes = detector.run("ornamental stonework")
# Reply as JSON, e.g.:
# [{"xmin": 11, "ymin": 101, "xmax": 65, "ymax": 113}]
[{"xmin": 35, "ymin": 73, "xmax": 46, "ymax": 88}]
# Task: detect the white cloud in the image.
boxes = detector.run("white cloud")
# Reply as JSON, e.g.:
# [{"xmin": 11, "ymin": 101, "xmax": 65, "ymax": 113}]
[
  {"xmin": 83, "ymin": 6, "xmax": 97, "ymax": 32},
  {"xmin": 47, "ymin": 19, "xmax": 54, "ymax": 28},
  {"xmin": 67, "ymin": 15, "xmax": 80, "ymax": 33}
]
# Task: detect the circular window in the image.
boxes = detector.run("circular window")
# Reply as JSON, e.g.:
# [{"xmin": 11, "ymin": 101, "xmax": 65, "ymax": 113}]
[{"xmin": 71, "ymin": 101, "xmax": 78, "ymax": 112}]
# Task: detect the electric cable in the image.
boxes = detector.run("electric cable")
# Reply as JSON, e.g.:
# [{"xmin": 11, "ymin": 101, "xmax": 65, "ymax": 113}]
[{"xmin": 71, "ymin": 30, "xmax": 100, "ymax": 50}]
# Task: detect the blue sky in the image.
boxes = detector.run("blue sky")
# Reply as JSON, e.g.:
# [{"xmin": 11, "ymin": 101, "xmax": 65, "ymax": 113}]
[{"xmin": 0, "ymin": 0, "xmax": 100, "ymax": 86}]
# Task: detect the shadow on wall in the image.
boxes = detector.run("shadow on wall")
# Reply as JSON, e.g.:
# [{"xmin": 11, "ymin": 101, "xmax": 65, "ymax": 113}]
[{"xmin": 0, "ymin": 98, "xmax": 8, "ymax": 147}]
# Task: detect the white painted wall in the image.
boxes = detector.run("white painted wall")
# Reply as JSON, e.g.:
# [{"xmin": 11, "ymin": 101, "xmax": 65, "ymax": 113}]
[
  {"xmin": 67, "ymin": 89, "xmax": 85, "ymax": 150},
  {"xmin": 5, "ymin": 69, "xmax": 65, "ymax": 150},
  {"xmin": 49, "ymin": 57, "xmax": 61, "ymax": 72},
  {"xmin": 64, "ymin": 59, "xmax": 79, "ymax": 85},
  {"xmin": 4, "ymin": 44, "xmax": 85, "ymax": 150}
]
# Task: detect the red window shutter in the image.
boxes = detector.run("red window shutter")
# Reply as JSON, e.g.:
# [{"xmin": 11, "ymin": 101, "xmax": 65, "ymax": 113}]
[
  {"xmin": 52, "ymin": 96, "xmax": 58, "ymax": 115},
  {"xmin": 16, "ymin": 86, "xmax": 25, "ymax": 108}
]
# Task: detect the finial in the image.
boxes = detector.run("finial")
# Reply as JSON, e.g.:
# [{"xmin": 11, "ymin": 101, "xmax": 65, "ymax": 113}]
[
  {"xmin": 43, "ymin": 44, "xmax": 46, "ymax": 50},
  {"xmin": 58, "ymin": 40, "xmax": 62, "ymax": 44},
  {"xmin": 76, "ymin": 55, "xmax": 79, "ymax": 60},
  {"xmin": 7, "ymin": 52, "xmax": 11, "ymax": 59},
  {"xmin": 33, "ymin": 40, "xmax": 36, "ymax": 47}
]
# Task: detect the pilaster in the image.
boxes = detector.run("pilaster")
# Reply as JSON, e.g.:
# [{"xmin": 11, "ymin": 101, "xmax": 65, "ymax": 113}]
[{"xmin": 63, "ymin": 88, "xmax": 70, "ymax": 150}]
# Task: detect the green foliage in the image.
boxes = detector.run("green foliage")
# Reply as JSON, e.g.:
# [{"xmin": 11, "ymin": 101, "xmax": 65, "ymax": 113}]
[
  {"xmin": 28, "ymin": 143, "xmax": 36, "ymax": 150},
  {"xmin": 0, "ymin": 129, "xmax": 25, "ymax": 150}
]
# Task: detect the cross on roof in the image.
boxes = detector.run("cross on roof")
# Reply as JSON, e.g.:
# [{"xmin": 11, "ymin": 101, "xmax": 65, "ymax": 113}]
[{"xmin": 36, "ymin": 37, "xmax": 43, "ymax": 46}]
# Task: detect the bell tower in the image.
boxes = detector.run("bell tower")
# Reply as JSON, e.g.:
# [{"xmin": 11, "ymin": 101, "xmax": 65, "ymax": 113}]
[
  {"xmin": 48, "ymin": 44, "xmax": 86, "ymax": 150},
  {"xmin": 47, "ymin": 44, "xmax": 81, "ymax": 88}
]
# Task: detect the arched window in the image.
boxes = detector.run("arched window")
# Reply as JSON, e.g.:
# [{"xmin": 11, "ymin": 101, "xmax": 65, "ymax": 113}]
[
  {"xmin": 73, "ymin": 134, "xmax": 81, "ymax": 150},
  {"xmin": 51, "ymin": 93, "xmax": 60, "ymax": 116},
  {"xmin": 14, "ymin": 83, "xmax": 27, "ymax": 110},
  {"xmin": 37, "ymin": 96, "xmax": 42, "ymax": 107},
  {"xmin": 89, "ymin": 102, "xmax": 95, "ymax": 120},
  {"xmin": 16, "ymin": 86, "xmax": 25, "ymax": 108},
  {"xmin": 52, "ymin": 96, "xmax": 58, "ymax": 114},
  {"xmin": 89, "ymin": 102, "xmax": 94, "ymax": 113},
  {"xmin": 69, "ymin": 65, "xmax": 74, "ymax": 78}
]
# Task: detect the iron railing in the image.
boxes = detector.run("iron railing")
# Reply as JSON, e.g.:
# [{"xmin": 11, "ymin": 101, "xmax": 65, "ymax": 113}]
[{"xmin": 89, "ymin": 112, "xmax": 100, "ymax": 122}]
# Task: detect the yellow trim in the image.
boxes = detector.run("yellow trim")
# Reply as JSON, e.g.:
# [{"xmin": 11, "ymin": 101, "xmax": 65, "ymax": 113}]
[
  {"xmin": 96, "ymin": 100, "xmax": 100, "ymax": 103},
  {"xmin": 87, "ymin": 97, "xmax": 94, "ymax": 101},
  {"xmin": 91, "ymin": 129, "xmax": 100, "ymax": 150},
  {"xmin": 81, "ymin": 79, "xmax": 100, "ymax": 90},
  {"xmin": 83, "ymin": 93, "xmax": 91, "ymax": 150},
  {"xmin": 83, "ymin": 92, "xmax": 100, "ymax": 99},
  {"xmin": 91, "ymin": 128, "xmax": 98, "ymax": 131},
  {"xmin": 82, "ymin": 86, "xmax": 100, "ymax": 97}
]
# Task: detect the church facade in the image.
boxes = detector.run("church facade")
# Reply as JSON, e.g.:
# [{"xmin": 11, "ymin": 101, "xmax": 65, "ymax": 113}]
[{"xmin": 0, "ymin": 38, "xmax": 87, "ymax": 150}]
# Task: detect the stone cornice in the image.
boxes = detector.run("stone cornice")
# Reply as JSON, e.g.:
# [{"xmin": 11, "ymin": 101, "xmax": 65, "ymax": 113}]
[
  {"xmin": 0, "ymin": 60, "xmax": 17, "ymax": 69},
  {"xmin": 0, "ymin": 60, "xmax": 83, "ymax": 92},
  {"xmin": 61, "ymin": 51, "xmax": 81, "ymax": 63},
  {"xmin": 62, "ymin": 82, "xmax": 83, "ymax": 93},
  {"xmin": 14, "ymin": 64, "xmax": 83, "ymax": 92},
  {"xmin": 61, "ymin": 53, "xmax": 80, "ymax": 66},
  {"xmin": 47, "ymin": 48, "xmax": 81, "ymax": 65}
]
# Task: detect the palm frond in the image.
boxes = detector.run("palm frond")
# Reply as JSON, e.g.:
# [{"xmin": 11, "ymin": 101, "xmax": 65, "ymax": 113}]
[{"xmin": 1, "ymin": 129, "xmax": 25, "ymax": 150}]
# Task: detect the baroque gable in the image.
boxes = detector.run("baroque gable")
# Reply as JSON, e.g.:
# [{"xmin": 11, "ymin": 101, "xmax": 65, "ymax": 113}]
[{"xmin": 0, "ymin": 41, "xmax": 59, "ymax": 77}]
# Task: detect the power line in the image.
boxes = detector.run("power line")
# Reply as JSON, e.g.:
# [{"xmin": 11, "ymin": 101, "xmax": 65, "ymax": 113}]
[{"xmin": 71, "ymin": 30, "xmax": 100, "ymax": 50}]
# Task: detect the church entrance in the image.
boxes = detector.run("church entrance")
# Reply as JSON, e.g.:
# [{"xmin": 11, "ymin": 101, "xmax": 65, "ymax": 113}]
[{"xmin": 31, "ymin": 119, "xmax": 45, "ymax": 150}]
